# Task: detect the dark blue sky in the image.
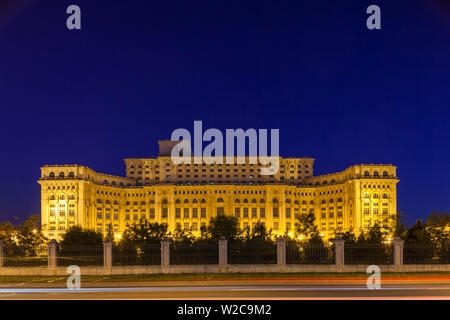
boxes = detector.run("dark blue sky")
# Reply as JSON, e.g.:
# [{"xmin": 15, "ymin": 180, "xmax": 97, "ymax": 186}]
[{"xmin": 0, "ymin": 0, "xmax": 449, "ymax": 225}]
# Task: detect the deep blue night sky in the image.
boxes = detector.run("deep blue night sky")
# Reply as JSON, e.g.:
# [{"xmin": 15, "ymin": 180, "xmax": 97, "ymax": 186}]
[{"xmin": 0, "ymin": 0, "xmax": 449, "ymax": 225}]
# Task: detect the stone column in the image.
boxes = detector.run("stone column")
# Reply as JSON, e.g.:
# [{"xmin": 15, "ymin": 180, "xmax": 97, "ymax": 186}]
[
  {"xmin": 334, "ymin": 237, "xmax": 345, "ymax": 271},
  {"xmin": 103, "ymin": 240, "xmax": 113, "ymax": 268},
  {"xmin": 0, "ymin": 241, "xmax": 4, "ymax": 267},
  {"xmin": 393, "ymin": 237, "xmax": 404, "ymax": 269},
  {"xmin": 276, "ymin": 237, "xmax": 286, "ymax": 271},
  {"xmin": 218, "ymin": 237, "xmax": 227, "ymax": 267},
  {"xmin": 48, "ymin": 239, "xmax": 58, "ymax": 268},
  {"xmin": 161, "ymin": 239, "xmax": 170, "ymax": 273}
]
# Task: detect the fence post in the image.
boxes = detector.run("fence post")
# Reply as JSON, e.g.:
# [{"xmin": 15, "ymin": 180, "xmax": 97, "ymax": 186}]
[
  {"xmin": 161, "ymin": 238, "xmax": 170, "ymax": 273},
  {"xmin": 218, "ymin": 236, "xmax": 227, "ymax": 268},
  {"xmin": 0, "ymin": 240, "xmax": 4, "ymax": 267},
  {"xmin": 103, "ymin": 240, "xmax": 113, "ymax": 268},
  {"xmin": 393, "ymin": 237, "xmax": 403, "ymax": 270},
  {"xmin": 334, "ymin": 237, "xmax": 345, "ymax": 271},
  {"xmin": 48, "ymin": 239, "xmax": 58, "ymax": 268},
  {"xmin": 277, "ymin": 237, "xmax": 286, "ymax": 271}
]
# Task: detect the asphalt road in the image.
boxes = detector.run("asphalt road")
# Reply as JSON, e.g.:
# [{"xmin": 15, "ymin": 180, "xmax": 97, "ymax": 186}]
[{"xmin": 1, "ymin": 284, "xmax": 450, "ymax": 299}]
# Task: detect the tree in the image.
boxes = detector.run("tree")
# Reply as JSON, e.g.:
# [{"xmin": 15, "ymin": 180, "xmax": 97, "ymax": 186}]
[
  {"xmin": 171, "ymin": 224, "xmax": 195, "ymax": 244},
  {"xmin": 244, "ymin": 221, "xmax": 273, "ymax": 244},
  {"xmin": 393, "ymin": 211, "xmax": 408, "ymax": 237},
  {"xmin": 60, "ymin": 225, "xmax": 103, "ymax": 246},
  {"xmin": 426, "ymin": 211, "xmax": 450, "ymax": 227},
  {"xmin": 295, "ymin": 213, "xmax": 323, "ymax": 244},
  {"xmin": 121, "ymin": 220, "xmax": 168, "ymax": 245},
  {"xmin": 207, "ymin": 215, "xmax": 241, "ymax": 242},
  {"xmin": 365, "ymin": 222, "xmax": 384, "ymax": 244}
]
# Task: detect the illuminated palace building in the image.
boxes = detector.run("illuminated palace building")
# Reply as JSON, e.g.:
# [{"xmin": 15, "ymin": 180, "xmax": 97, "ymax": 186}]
[{"xmin": 39, "ymin": 141, "xmax": 399, "ymax": 240}]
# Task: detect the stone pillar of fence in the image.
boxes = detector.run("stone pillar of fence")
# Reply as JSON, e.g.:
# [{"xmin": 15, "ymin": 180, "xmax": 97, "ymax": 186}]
[
  {"xmin": 276, "ymin": 237, "xmax": 286, "ymax": 271},
  {"xmin": 47, "ymin": 239, "xmax": 58, "ymax": 268},
  {"xmin": 393, "ymin": 237, "xmax": 404, "ymax": 269},
  {"xmin": 218, "ymin": 236, "xmax": 227, "ymax": 268},
  {"xmin": 103, "ymin": 240, "xmax": 113, "ymax": 268},
  {"xmin": 161, "ymin": 238, "xmax": 170, "ymax": 273},
  {"xmin": 334, "ymin": 237, "xmax": 345, "ymax": 271},
  {"xmin": 0, "ymin": 240, "xmax": 4, "ymax": 267}
]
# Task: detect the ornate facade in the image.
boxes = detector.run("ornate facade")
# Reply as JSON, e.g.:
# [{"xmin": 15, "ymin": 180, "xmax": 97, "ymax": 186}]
[{"xmin": 38, "ymin": 141, "xmax": 399, "ymax": 240}]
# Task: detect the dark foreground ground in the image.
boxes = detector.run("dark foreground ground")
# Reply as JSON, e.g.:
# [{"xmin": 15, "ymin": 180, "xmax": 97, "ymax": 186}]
[{"xmin": 1, "ymin": 274, "xmax": 450, "ymax": 299}]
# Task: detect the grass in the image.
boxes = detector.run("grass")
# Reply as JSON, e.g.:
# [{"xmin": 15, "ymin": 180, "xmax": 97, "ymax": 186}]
[{"xmin": 2, "ymin": 272, "xmax": 450, "ymax": 284}]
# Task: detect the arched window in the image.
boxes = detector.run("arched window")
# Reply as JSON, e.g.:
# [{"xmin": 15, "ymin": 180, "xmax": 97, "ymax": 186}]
[
  {"xmin": 184, "ymin": 199, "xmax": 189, "ymax": 204},
  {"xmin": 103, "ymin": 180, "xmax": 108, "ymax": 185},
  {"xmin": 49, "ymin": 194, "xmax": 56, "ymax": 200},
  {"xmin": 364, "ymin": 171, "xmax": 370, "ymax": 177},
  {"xmin": 373, "ymin": 194, "xmax": 379, "ymax": 199},
  {"xmin": 329, "ymin": 199, "xmax": 334, "ymax": 203},
  {"xmin": 235, "ymin": 198, "xmax": 240, "ymax": 203},
  {"xmin": 302, "ymin": 200, "xmax": 307, "ymax": 205},
  {"xmin": 243, "ymin": 199, "xmax": 248, "ymax": 203},
  {"xmin": 251, "ymin": 199, "xmax": 257, "ymax": 203},
  {"xmin": 383, "ymin": 171, "xmax": 388, "ymax": 177},
  {"xmin": 337, "ymin": 198, "xmax": 343, "ymax": 202},
  {"xmin": 111, "ymin": 181, "xmax": 116, "ymax": 186},
  {"xmin": 323, "ymin": 180, "xmax": 328, "ymax": 185},
  {"xmin": 374, "ymin": 171, "xmax": 379, "ymax": 177},
  {"xmin": 150, "ymin": 199, "xmax": 155, "ymax": 204},
  {"xmin": 272, "ymin": 198, "xmax": 278, "ymax": 204},
  {"xmin": 125, "ymin": 201, "xmax": 130, "ymax": 206},
  {"xmin": 201, "ymin": 199, "xmax": 206, "ymax": 203},
  {"xmin": 59, "ymin": 172, "xmax": 65, "ymax": 178},
  {"xmin": 141, "ymin": 201, "xmax": 146, "ymax": 205},
  {"xmin": 364, "ymin": 193, "xmax": 370, "ymax": 199},
  {"xmin": 331, "ymin": 179, "xmax": 336, "ymax": 184},
  {"xmin": 175, "ymin": 199, "xmax": 181, "ymax": 204},
  {"xmin": 114, "ymin": 201, "xmax": 118, "ymax": 205},
  {"xmin": 382, "ymin": 193, "xmax": 388, "ymax": 199},
  {"xmin": 310, "ymin": 200, "xmax": 314, "ymax": 205},
  {"xmin": 96, "ymin": 199, "xmax": 102, "ymax": 204},
  {"xmin": 49, "ymin": 172, "xmax": 55, "ymax": 178},
  {"xmin": 162, "ymin": 199, "xmax": 168, "ymax": 205},
  {"xmin": 68, "ymin": 172, "xmax": 75, "ymax": 179},
  {"xmin": 285, "ymin": 199, "xmax": 291, "ymax": 204},
  {"xmin": 294, "ymin": 200, "xmax": 299, "ymax": 205},
  {"xmin": 321, "ymin": 200, "xmax": 326, "ymax": 204},
  {"xmin": 217, "ymin": 198, "xmax": 224, "ymax": 203},
  {"xmin": 133, "ymin": 201, "xmax": 138, "ymax": 205},
  {"xmin": 192, "ymin": 199, "xmax": 198, "ymax": 203},
  {"xmin": 260, "ymin": 199, "xmax": 265, "ymax": 203},
  {"xmin": 105, "ymin": 200, "xmax": 110, "ymax": 204}
]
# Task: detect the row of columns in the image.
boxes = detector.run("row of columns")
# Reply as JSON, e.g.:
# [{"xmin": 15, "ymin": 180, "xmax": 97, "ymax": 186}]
[{"xmin": 0, "ymin": 237, "xmax": 405, "ymax": 269}]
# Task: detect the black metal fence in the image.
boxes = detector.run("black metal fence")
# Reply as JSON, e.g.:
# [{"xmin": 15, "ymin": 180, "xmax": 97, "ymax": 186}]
[
  {"xmin": 286, "ymin": 242, "xmax": 335, "ymax": 264},
  {"xmin": 404, "ymin": 243, "xmax": 450, "ymax": 264},
  {"xmin": 345, "ymin": 244, "xmax": 393, "ymax": 265},
  {"xmin": 3, "ymin": 244, "xmax": 48, "ymax": 267},
  {"xmin": 228, "ymin": 242, "xmax": 277, "ymax": 264},
  {"xmin": 57, "ymin": 245, "xmax": 103, "ymax": 266},
  {"xmin": 113, "ymin": 244, "xmax": 161, "ymax": 266},
  {"xmin": 170, "ymin": 242, "xmax": 219, "ymax": 265}
]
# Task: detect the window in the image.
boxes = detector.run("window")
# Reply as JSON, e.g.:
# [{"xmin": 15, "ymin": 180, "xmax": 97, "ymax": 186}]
[
  {"xmin": 252, "ymin": 208, "xmax": 257, "ymax": 218},
  {"xmin": 201, "ymin": 208, "xmax": 206, "ymax": 218},
  {"xmin": 235, "ymin": 207, "xmax": 240, "ymax": 217},
  {"xmin": 175, "ymin": 208, "xmax": 181, "ymax": 218},
  {"xmin": 184, "ymin": 208, "xmax": 189, "ymax": 218},
  {"xmin": 217, "ymin": 207, "xmax": 224, "ymax": 216},
  {"xmin": 243, "ymin": 208, "xmax": 248, "ymax": 218},
  {"xmin": 192, "ymin": 208, "xmax": 198, "ymax": 218},
  {"xmin": 162, "ymin": 208, "xmax": 168, "ymax": 218},
  {"xmin": 285, "ymin": 208, "xmax": 291, "ymax": 218},
  {"xmin": 260, "ymin": 208, "xmax": 265, "ymax": 218},
  {"xmin": 273, "ymin": 207, "xmax": 279, "ymax": 218},
  {"xmin": 364, "ymin": 171, "xmax": 370, "ymax": 177}
]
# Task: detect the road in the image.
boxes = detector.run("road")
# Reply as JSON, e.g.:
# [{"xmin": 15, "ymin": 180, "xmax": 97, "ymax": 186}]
[{"xmin": 1, "ymin": 284, "xmax": 450, "ymax": 299}]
